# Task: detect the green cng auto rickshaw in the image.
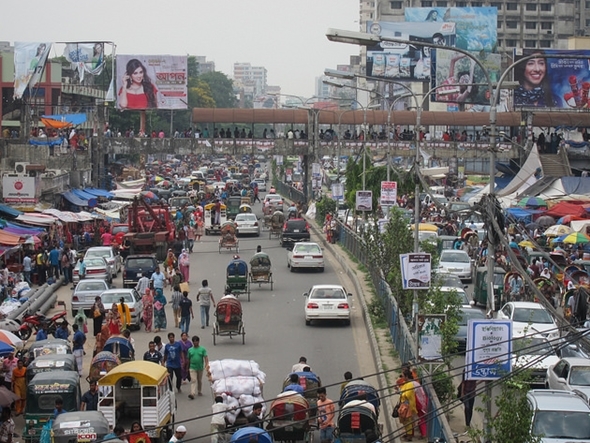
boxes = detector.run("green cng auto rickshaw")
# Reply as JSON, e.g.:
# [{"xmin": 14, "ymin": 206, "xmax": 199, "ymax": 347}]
[
  {"xmin": 24, "ymin": 371, "xmax": 81, "ymax": 443},
  {"xmin": 25, "ymin": 354, "xmax": 77, "ymax": 383},
  {"xmin": 51, "ymin": 411, "xmax": 110, "ymax": 443},
  {"xmin": 473, "ymin": 266, "xmax": 506, "ymax": 309}
]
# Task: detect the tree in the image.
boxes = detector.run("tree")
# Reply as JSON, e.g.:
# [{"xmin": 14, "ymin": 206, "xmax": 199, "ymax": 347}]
[
  {"xmin": 189, "ymin": 80, "xmax": 215, "ymax": 109},
  {"xmin": 198, "ymin": 72, "xmax": 237, "ymax": 108}
]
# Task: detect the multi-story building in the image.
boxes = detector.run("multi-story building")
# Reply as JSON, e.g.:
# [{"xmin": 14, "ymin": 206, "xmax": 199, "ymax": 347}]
[
  {"xmin": 194, "ymin": 56, "xmax": 215, "ymax": 75},
  {"xmin": 233, "ymin": 62, "xmax": 267, "ymax": 98}
]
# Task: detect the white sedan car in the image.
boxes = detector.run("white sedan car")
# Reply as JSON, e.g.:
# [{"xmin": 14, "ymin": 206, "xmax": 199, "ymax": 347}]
[
  {"xmin": 438, "ymin": 249, "xmax": 472, "ymax": 282},
  {"xmin": 288, "ymin": 242, "xmax": 324, "ymax": 272},
  {"xmin": 85, "ymin": 246, "xmax": 121, "ymax": 278},
  {"xmin": 546, "ymin": 357, "xmax": 590, "ymax": 397},
  {"xmin": 497, "ymin": 301, "xmax": 559, "ymax": 339},
  {"xmin": 234, "ymin": 213, "xmax": 261, "ymax": 236},
  {"xmin": 304, "ymin": 284, "xmax": 351, "ymax": 326}
]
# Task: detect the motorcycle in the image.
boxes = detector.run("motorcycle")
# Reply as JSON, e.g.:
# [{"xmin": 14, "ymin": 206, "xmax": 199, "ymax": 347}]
[{"xmin": 16, "ymin": 311, "xmax": 67, "ymax": 341}]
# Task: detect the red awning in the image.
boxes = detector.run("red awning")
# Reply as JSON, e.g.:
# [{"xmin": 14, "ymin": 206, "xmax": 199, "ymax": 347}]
[{"xmin": 546, "ymin": 202, "xmax": 589, "ymax": 218}]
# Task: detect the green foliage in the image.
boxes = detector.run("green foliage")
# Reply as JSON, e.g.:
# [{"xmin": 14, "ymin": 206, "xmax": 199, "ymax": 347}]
[
  {"xmin": 368, "ymin": 296, "xmax": 387, "ymax": 328},
  {"xmin": 198, "ymin": 72, "xmax": 237, "ymax": 108},
  {"xmin": 470, "ymin": 372, "xmax": 541, "ymax": 443},
  {"xmin": 315, "ymin": 197, "xmax": 337, "ymax": 223},
  {"xmin": 431, "ymin": 364, "xmax": 455, "ymax": 405}
]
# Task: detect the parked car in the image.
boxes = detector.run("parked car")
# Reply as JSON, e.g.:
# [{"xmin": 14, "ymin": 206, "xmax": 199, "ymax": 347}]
[
  {"xmin": 280, "ymin": 218, "xmax": 310, "ymax": 248},
  {"xmin": 73, "ymin": 257, "xmax": 112, "ymax": 285},
  {"xmin": 99, "ymin": 289, "xmax": 143, "ymax": 330},
  {"xmin": 455, "ymin": 307, "xmax": 486, "ymax": 353},
  {"xmin": 234, "ymin": 213, "xmax": 261, "ymax": 236},
  {"xmin": 287, "ymin": 242, "xmax": 324, "ymax": 272},
  {"xmin": 497, "ymin": 301, "xmax": 559, "ymax": 339},
  {"xmin": 438, "ymin": 249, "xmax": 473, "ymax": 282},
  {"xmin": 527, "ymin": 389, "xmax": 590, "ymax": 442},
  {"xmin": 546, "ymin": 357, "xmax": 590, "ymax": 397},
  {"xmin": 440, "ymin": 286, "xmax": 471, "ymax": 307},
  {"xmin": 434, "ymin": 272, "xmax": 466, "ymax": 290},
  {"xmin": 85, "ymin": 246, "xmax": 121, "ymax": 279},
  {"xmin": 71, "ymin": 279, "xmax": 110, "ymax": 317},
  {"xmin": 512, "ymin": 334, "xmax": 560, "ymax": 387},
  {"xmin": 304, "ymin": 284, "xmax": 352, "ymax": 326},
  {"xmin": 123, "ymin": 255, "xmax": 158, "ymax": 289}
]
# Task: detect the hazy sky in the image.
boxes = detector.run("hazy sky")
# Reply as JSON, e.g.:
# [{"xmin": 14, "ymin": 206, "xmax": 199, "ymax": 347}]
[{"xmin": 1, "ymin": 0, "xmax": 360, "ymax": 99}]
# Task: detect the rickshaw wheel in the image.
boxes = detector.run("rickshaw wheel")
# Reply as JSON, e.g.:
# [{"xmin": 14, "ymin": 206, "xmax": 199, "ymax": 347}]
[
  {"xmin": 241, "ymin": 327, "xmax": 245, "ymax": 344},
  {"xmin": 212, "ymin": 329, "xmax": 216, "ymax": 345},
  {"xmin": 270, "ymin": 277, "xmax": 273, "ymax": 290}
]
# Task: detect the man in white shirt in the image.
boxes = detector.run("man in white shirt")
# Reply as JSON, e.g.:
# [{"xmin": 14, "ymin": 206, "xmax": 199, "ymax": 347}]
[
  {"xmin": 292, "ymin": 356, "xmax": 311, "ymax": 373},
  {"xmin": 210, "ymin": 397, "xmax": 228, "ymax": 443}
]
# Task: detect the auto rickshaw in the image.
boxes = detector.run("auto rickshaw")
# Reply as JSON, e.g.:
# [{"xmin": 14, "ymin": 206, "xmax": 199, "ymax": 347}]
[
  {"xmin": 98, "ymin": 361, "xmax": 176, "ymax": 443},
  {"xmin": 226, "ymin": 195, "xmax": 242, "ymax": 220},
  {"xmin": 204, "ymin": 202, "xmax": 227, "ymax": 235},
  {"xmin": 24, "ymin": 371, "xmax": 81, "ymax": 443},
  {"xmin": 26, "ymin": 353, "xmax": 77, "ymax": 383},
  {"xmin": 239, "ymin": 204, "xmax": 253, "ymax": 214},
  {"xmin": 249, "ymin": 252, "xmax": 273, "ymax": 290},
  {"xmin": 52, "ymin": 411, "xmax": 110, "ymax": 443},
  {"xmin": 473, "ymin": 266, "xmax": 506, "ymax": 309},
  {"xmin": 227, "ymin": 256, "xmax": 250, "ymax": 301},
  {"xmin": 87, "ymin": 351, "xmax": 121, "ymax": 383},
  {"xmin": 26, "ymin": 338, "xmax": 72, "ymax": 365}
]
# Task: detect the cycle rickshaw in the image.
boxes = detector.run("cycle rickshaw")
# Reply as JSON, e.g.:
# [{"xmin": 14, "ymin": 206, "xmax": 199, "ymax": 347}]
[
  {"xmin": 249, "ymin": 252, "xmax": 273, "ymax": 290},
  {"xmin": 219, "ymin": 221, "xmax": 240, "ymax": 253},
  {"xmin": 212, "ymin": 295, "xmax": 245, "ymax": 345},
  {"xmin": 227, "ymin": 256, "xmax": 251, "ymax": 301},
  {"xmin": 269, "ymin": 210, "xmax": 285, "ymax": 240}
]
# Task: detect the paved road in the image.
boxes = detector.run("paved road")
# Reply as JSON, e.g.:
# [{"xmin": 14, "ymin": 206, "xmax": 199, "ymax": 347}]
[{"xmin": 26, "ymin": 195, "xmax": 378, "ymax": 442}]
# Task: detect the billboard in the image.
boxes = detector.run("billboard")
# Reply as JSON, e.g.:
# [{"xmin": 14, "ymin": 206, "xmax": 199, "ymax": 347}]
[
  {"xmin": 116, "ymin": 55, "xmax": 187, "ymax": 110},
  {"xmin": 3, "ymin": 176, "xmax": 39, "ymax": 204},
  {"xmin": 13, "ymin": 42, "xmax": 52, "ymax": 99},
  {"xmin": 365, "ymin": 21, "xmax": 456, "ymax": 81},
  {"xmin": 400, "ymin": 253, "xmax": 432, "ymax": 289},
  {"xmin": 465, "ymin": 319, "xmax": 512, "ymax": 380},
  {"xmin": 64, "ymin": 43, "xmax": 106, "ymax": 81},
  {"xmin": 432, "ymin": 49, "xmax": 501, "ymax": 105},
  {"xmin": 514, "ymin": 49, "xmax": 590, "ymax": 109},
  {"xmin": 404, "ymin": 7, "xmax": 497, "ymax": 52}
]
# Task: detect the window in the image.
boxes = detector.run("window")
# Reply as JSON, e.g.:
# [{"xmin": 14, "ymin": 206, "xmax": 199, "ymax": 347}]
[
  {"xmin": 506, "ymin": 2, "xmax": 518, "ymax": 10},
  {"xmin": 471, "ymin": 1, "xmax": 483, "ymax": 5},
  {"xmin": 506, "ymin": 39, "xmax": 517, "ymax": 46},
  {"xmin": 540, "ymin": 3, "xmax": 552, "ymax": 10},
  {"xmin": 437, "ymin": 1, "xmax": 447, "ymax": 5},
  {"xmin": 490, "ymin": 2, "xmax": 502, "ymax": 9},
  {"xmin": 421, "ymin": 0, "xmax": 433, "ymax": 5},
  {"xmin": 525, "ymin": 3, "xmax": 537, "ymax": 10},
  {"xmin": 540, "ymin": 40, "xmax": 552, "ymax": 47},
  {"xmin": 525, "ymin": 40, "xmax": 537, "ymax": 47},
  {"xmin": 456, "ymin": 1, "xmax": 467, "ymax": 5},
  {"xmin": 587, "ymin": 1, "xmax": 590, "ymax": 7},
  {"xmin": 497, "ymin": 19, "xmax": 502, "ymax": 28},
  {"xmin": 506, "ymin": 21, "xmax": 518, "ymax": 28},
  {"xmin": 541, "ymin": 22, "xmax": 553, "ymax": 29},
  {"xmin": 390, "ymin": 1, "xmax": 402, "ymax": 8},
  {"xmin": 586, "ymin": 18, "xmax": 590, "ymax": 26},
  {"xmin": 525, "ymin": 22, "xmax": 537, "ymax": 29}
]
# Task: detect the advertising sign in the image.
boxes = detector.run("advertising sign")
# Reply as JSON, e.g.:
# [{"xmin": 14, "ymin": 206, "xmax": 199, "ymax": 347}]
[
  {"xmin": 417, "ymin": 314, "xmax": 445, "ymax": 361},
  {"xmin": 312, "ymin": 163, "xmax": 322, "ymax": 178},
  {"xmin": 331, "ymin": 183, "xmax": 344, "ymax": 201},
  {"xmin": 13, "ymin": 42, "xmax": 52, "ymax": 99},
  {"xmin": 355, "ymin": 191, "xmax": 373, "ymax": 211},
  {"xmin": 405, "ymin": 7, "xmax": 497, "ymax": 52},
  {"xmin": 400, "ymin": 253, "xmax": 432, "ymax": 289},
  {"xmin": 365, "ymin": 21, "xmax": 455, "ymax": 81},
  {"xmin": 465, "ymin": 319, "xmax": 512, "ymax": 380},
  {"xmin": 3, "ymin": 176, "xmax": 38, "ymax": 204},
  {"xmin": 274, "ymin": 155, "xmax": 284, "ymax": 166},
  {"xmin": 116, "ymin": 55, "xmax": 187, "ymax": 110},
  {"xmin": 380, "ymin": 181, "xmax": 398, "ymax": 205},
  {"xmin": 432, "ymin": 49, "xmax": 501, "ymax": 105},
  {"xmin": 513, "ymin": 49, "xmax": 590, "ymax": 109},
  {"xmin": 64, "ymin": 43, "xmax": 106, "ymax": 81}
]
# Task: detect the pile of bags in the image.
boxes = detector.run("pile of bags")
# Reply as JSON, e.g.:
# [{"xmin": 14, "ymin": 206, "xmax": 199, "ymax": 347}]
[{"xmin": 209, "ymin": 359, "xmax": 266, "ymax": 424}]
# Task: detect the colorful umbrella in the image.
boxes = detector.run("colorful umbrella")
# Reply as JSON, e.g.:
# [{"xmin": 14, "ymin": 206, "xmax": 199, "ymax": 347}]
[
  {"xmin": 536, "ymin": 215, "xmax": 556, "ymax": 227},
  {"xmin": 518, "ymin": 196, "xmax": 548, "ymax": 208},
  {"xmin": 563, "ymin": 232, "xmax": 590, "ymax": 244},
  {"xmin": 544, "ymin": 225, "xmax": 573, "ymax": 237},
  {"xmin": 0, "ymin": 330, "xmax": 23, "ymax": 349},
  {"xmin": 0, "ymin": 386, "xmax": 19, "ymax": 407},
  {"xmin": 518, "ymin": 240, "xmax": 535, "ymax": 249},
  {"xmin": 140, "ymin": 191, "xmax": 159, "ymax": 200}
]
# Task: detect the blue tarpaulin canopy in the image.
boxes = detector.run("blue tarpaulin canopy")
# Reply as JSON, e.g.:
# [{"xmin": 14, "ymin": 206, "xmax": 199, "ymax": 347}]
[
  {"xmin": 42, "ymin": 113, "xmax": 87, "ymax": 125},
  {"xmin": 62, "ymin": 191, "xmax": 89, "ymax": 207},
  {"xmin": 0, "ymin": 204, "xmax": 23, "ymax": 219},
  {"xmin": 72, "ymin": 190, "xmax": 98, "ymax": 207},
  {"xmin": 83, "ymin": 188, "xmax": 114, "ymax": 199}
]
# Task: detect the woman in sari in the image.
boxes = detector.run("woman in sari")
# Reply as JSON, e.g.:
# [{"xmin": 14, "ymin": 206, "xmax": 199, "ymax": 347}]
[
  {"xmin": 128, "ymin": 421, "xmax": 151, "ymax": 443},
  {"xmin": 178, "ymin": 249, "xmax": 190, "ymax": 283},
  {"xmin": 399, "ymin": 369, "xmax": 418, "ymax": 441},
  {"xmin": 163, "ymin": 250, "xmax": 177, "ymax": 271},
  {"xmin": 95, "ymin": 321, "xmax": 111, "ymax": 355},
  {"xmin": 142, "ymin": 283, "xmax": 154, "ymax": 332},
  {"xmin": 107, "ymin": 304, "xmax": 121, "ymax": 336},
  {"xmin": 12, "ymin": 360, "xmax": 26, "ymax": 415},
  {"xmin": 153, "ymin": 289, "xmax": 167, "ymax": 332},
  {"xmin": 179, "ymin": 332, "xmax": 192, "ymax": 383}
]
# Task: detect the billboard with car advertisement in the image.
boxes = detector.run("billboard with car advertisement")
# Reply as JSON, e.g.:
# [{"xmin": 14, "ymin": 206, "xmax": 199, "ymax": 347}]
[
  {"xmin": 365, "ymin": 21, "xmax": 455, "ymax": 81},
  {"xmin": 513, "ymin": 49, "xmax": 590, "ymax": 109},
  {"xmin": 116, "ymin": 55, "xmax": 187, "ymax": 110}
]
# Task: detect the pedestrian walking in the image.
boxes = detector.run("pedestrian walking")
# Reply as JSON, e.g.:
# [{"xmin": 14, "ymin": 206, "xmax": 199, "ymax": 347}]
[
  {"xmin": 91, "ymin": 296, "xmax": 105, "ymax": 337},
  {"xmin": 317, "ymin": 387, "xmax": 335, "ymax": 443},
  {"xmin": 11, "ymin": 360, "xmax": 26, "ymax": 415},
  {"xmin": 164, "ymin": 332, "xmax": 182, "ymax": 393},
  {"xmin": 187, "ymin": 336, "xmax": 208, "ymax": 399},
  {"xmin": 179, "ymin": 291, "xmax": 193, "ymax": 334},
  {"xmin": 154, "ymin": 289, "xmax": 167, "ymax": 332},
  {"xmin": 459, "ymin": 368, "xmax": 477, "ymax": 428},
  {"xmin": 81, "ymin": 381, "xmax": 99, "ymax": 411},
  {"xmin": 22, "ymin": 253, "xmax": 32, "ymax": 286},
  {"xmin": 142, "ymin": 284, "xmax": 154, "ymax": 333},
  {"xmin": 171, "ymin": 285, "xmax": 182, "ymax": 328},
  {"xmin": 143, "ymin": 341, "xmax": 163, "ymax": 365},
  {"xmin": 72, "ymin": 323, "xmax": 86, "ymax": 376},
  {"xmin": 178, "ymin": 250, "xmax": 190, "ymax": 283},
  {"xmin": 196, "ymin": 280, "xmax": 215, "ymax": 328}
]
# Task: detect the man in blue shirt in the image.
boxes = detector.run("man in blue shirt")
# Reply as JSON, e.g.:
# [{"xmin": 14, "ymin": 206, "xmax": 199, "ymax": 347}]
[
  {"xmin": 164, "ymin": 332, "xmax": 182, "ymax": 393},
  {"xmin": 49, "ymin": 245, "xmax": 60, "ymax": 279},
  {"xmin": 53, "ymin": 398, "xmax": 67, "ymax": 418},
  {"xmin": 72, "ymin": 323, "xmax": 86, "ymax": 376},
  {"xmin": 54, "ymin": 322, "xmax": 69, "ymax": 340},
  {"xmin": 36, "ymin": 323, "xmax": 48, "ymax": 341},
  {"xmin": 150, "ymin": 267, "xmax": 166, "ymax": 291},
  {"xmin": 283, "ymin": 373, "xmax": 304, "ymax": 394},
  {"xmin": 78, "ymin": 257, "xmax": 87, "ymax": 281}
]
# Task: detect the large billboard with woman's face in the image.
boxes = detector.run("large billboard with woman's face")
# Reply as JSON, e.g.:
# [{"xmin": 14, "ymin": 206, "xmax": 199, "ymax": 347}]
[
  {"xmin": 514, "ymin": 49, "xmax": 590, "ymax": 109},
  {"xmin": 116, "ymin": 55, "xmax": 187, "ymax": 110}
]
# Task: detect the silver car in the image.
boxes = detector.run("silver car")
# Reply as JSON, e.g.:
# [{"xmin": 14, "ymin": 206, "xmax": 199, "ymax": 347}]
[
  {"xmin": 546, "ymin": 357, "xmax": 590, "ymax": 397},
  {"xmin": 234, "ymin": 213, "xmax": 261, "ymax": 236},
  {"xmin": 73, "ymin": 257, "xmax": 112, "ymax": 285},
  {"xmin": 85, "ymin": 246, "xmax": 121, "ymax": 279},
  {"xmin": 71, "ymin": 279, "xmax": 110, "ymax": 317},
  {"xmin": 99, "ymin": 288, "xmax": 143, "ymax": 330},
  {"xmin": 288, "ymin": 242, "xmax": 324, "ymax": 272}
]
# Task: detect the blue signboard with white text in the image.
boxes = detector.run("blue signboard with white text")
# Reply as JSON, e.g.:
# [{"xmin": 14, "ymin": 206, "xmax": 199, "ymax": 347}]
[{"xmin": 465, "ymin": 319, "xmax": 512, "ymax": 380}]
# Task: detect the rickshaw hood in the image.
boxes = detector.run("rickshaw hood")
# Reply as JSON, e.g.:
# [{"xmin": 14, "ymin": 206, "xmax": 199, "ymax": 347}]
[{"xmin": 99, "ymin": 360, "xmax": 168, "ymax": 385}]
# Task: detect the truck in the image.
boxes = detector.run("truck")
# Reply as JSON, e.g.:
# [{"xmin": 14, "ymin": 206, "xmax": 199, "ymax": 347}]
[{"xmin": 122, "ymin": 197, "xmax": 175, "ymax": 261}]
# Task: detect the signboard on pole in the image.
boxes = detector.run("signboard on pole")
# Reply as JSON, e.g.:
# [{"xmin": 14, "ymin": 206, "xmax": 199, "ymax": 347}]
[
  {"xmin": 417, "ymin": 314, "xmax": 445, "ymax": 361},
  {"xmin": 465, "ymin": 319, "xmax": 512, "ymax": 380},
  {"xmin": 400, "ymin": 253, "xmax": 432, "ymax": 289},
  {"xmin": 380, "ymin": 181, "xmax": 398, "ymax": 205},
  {"xmin": 274, "ymin": 155, "xmax": 283, "ymax": 166},
  {"xmin": 331, "ymin": 183, "xmax": 344, "ymax": 202},
  {"xmin": 355, "ymin": 191, "xmax": 372, "ymax": 211},
  {"xmin": 312, "ymin": 163, "xmax": 321, "ymax": 178},
  {"xmin": 3, "ymin": 176, "xmax": 39, "ymax": 204}
]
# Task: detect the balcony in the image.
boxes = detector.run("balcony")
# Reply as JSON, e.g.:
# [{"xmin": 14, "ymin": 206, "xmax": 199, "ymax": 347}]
[{"xmin": 61, "ymin": 83, "xmax": 106, "ymax": 99}]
